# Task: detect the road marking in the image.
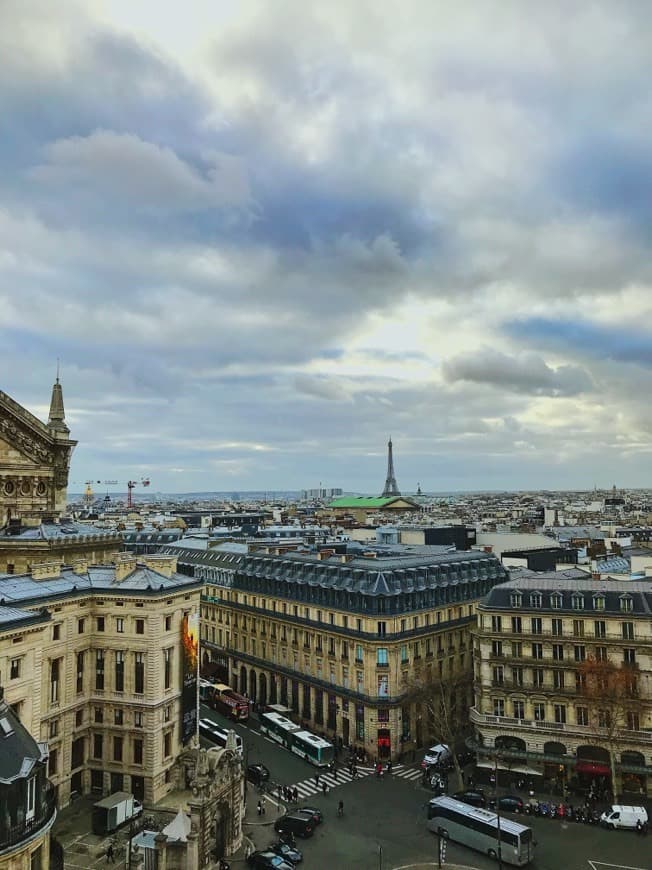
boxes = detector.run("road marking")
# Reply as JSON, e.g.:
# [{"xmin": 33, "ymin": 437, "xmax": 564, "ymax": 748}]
[
  {"xmin": 281, "ymin": 767, "xmax": 374, "ymax": 798},
  {"xmin": 588, "ymin": 863, "xmax": 649, "ymax": 870},
  {"xmin": 394, "ymin": 769, "xmax": 424, "ymax": 782}
]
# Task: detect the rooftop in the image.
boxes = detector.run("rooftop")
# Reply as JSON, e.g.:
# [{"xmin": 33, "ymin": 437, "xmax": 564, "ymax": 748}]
[{"xmin": 329, "ymin": 496, "xmax": 417, "ymax": 509}]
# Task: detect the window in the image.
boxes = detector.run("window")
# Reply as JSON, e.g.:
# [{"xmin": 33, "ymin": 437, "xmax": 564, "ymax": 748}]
[
  {"xmin": 492, "ymin": 665, "xmax": 504, "ymax": 685},
  {"xmin": 48, "ymin": 748, "xmax": 58, "ymax": 777},
  {"xmin": 163, "ymin": 731, "xmax": 172, "ymax": 758},
  {"xmin": 510, "ymin": 592, "xmax": 522, "ymax": 608},
  {"xmin": 593, "ymin": 594, "xmax": 605, "ymax": 611},
  {"xmin": 622, "ymin": 622, "xmax": 634, "ymax": 640},
  {"xmin": 114, "ymin": 709, "xmax": 124, "ymax": 725},
  {"xmin": 164, "ymin": 648, "xmax": 172, "ymax": 689},
  {"xmin": 376, "ymin": 648, "xmax": 388, "ymax": 666},
  {"xmin": 576, "ymin": 706, "xmax": 588, "ymax": 726},
  {"xmin": 595, "ymin": 645, "xmax": 608, "ymax": 662},
  {"xmin": 76, "ymin": 651, "xmax": 84, "ymax": 693},
  {"xmin": 355, "ymin": 645, "xmax": 363, "ymax": 664},
  {"xmin": 551, "ymin": 618, "xmax": 563, "ymax": 637},
  {"xmin": 93, "ymin": 734, "xmax": 103, "ymax": 759},
  {"xmin": 530, "ymin": 592, "xmax": 542, "ymax": 608},
  {"xmin": 553, "ymin": 670, "xmax": 565, "ymax": 690},
  {"xmin": 136, "ymin": 619, "xmax": 145, "ymax": 635},
  {"xmin": 113, "ymin": 736, "xmax": 123, "ymax": 762},
  {"xmin": 50, "ymin": 658, "xmax": 60, "ymax": 704},
  {"xmin": 511, "ymin": 616, "xmax": 522, "ymax": 634},
  {"xmin": 552, "ymin": 643, "xmax": 564, "ymax": 661},
  {"xmin": 135, "ymin": 711, "xmax": 144, "ymax": 728},
  {"xmin": 400, "ymin": 645, "xmax": 408, "ymax": 664},
  {"xmin": 574, "ymin": 645, "xmax": 586, "ymax": 662},
  {"xmin": 94, "ymin": 707, "xmax": 103, "ymax": 723},
  {"xmin": 551, "ymin": 593, "xmax": 562, "ymax": 609},
  {"xmin": 594, "ymin": 620, "xmax": 606, "ymax": 639},
  {"xmin": 49, "ymin": 720, "xmax": 58, "ymax": 738},
  {"xmin": 513, "ymin": 700, "xmax": 524, "ymax": 719},
  {"xmin": 532, "ymin": 668, "xmax": 544, "ymax": 688},
  {"xmin": 377, "ymin": 621, "xmax": 387, "ymax": 638},
  {"xmin": 356, "ymin": 671, "xmax": 364, "ymax": 693},
  {"xmin": 623, "ymin": 648, "xmax": 636, "ymax": 665},
  {"xmin": 572, "ymin": 619, "xmax": 584, "ymax": 637},
  {"xmin": 134, "ymin": 652, "xmax": 144, "ymax": 694},
  {"xmin": 626, "ymin": 711, "xmax": 640, "ymax": 731},
  {"xmin": 531, "ymin": 643, "xmax": 543, "ymax": 660},
  {"xmin": 96, "ymin": 617, "xmax": 105, "ymax": 632},
  {"xmin": 512, "ymin": 666, "xmax": 524, "ymax": 687},
  {"xmin": 53, "ymin": 624, "xmax": 61, "ymax": 641},
  {"xmin": 533, "ymin": 702, "xmax": 545, "ymax": 721},
  {"xmin": 531, "ymin": 617, "xmax": 542, "ymax": 635},
  {"xmin": 493, "ymin": 698, "xmax": 505, "ymax": 716},
  {"xmin": 115, "ymin": 652, "xmax": 125, "ymax": 692},
  {"xmin": 491, "ymin": 640, "xmax": 503, "ymax": 657},
  {"xmin": 620, "ymin": 596, "xmax": 633, "ymax": 613},
  {"xmin": 133, "ymin": 738, "xmax": 143, "ymax": 765},
  {"xmin": 328, "ymin": 638, "xmax": 335, "ymax": 656},
  {"xmin": 116, "ymin": 618, "xmax": 125, "ymax": 633},
  {"xmin": 10, "ymin": 658, "xmax": 21, "ymax": 680},
  {"xmin": 164, "ymin": 705, "xmax": 171, "ymax": 722},
  {"xmin": 554, "ymin": 704, "xmax": 566, "ymax": 724},
  {"xmin": 377, "ymin": 674, "xmax": 389, "ymax": 697},
  {"xmin": 78, "ymin": 618, "xmax": 85, "ymax": 634},
  {"xmin": 575, "ymin": 671, "xmax": 586, "ymax": 691},
  {"xmin": 165, "ymin": 615, "xmax": 172, "ymax": 631},
  {"xmin": 598, "ymin": 709, "xmax": 610, "ymax": 728},
  {"xmin": 26, "ymin": 776, "xmax": 36, "ymax": 822},
  {"xmin": 571, "ymin": 594, "xmax": 584, "ymax": 611},
  {"xmin": 491, "ymin": 615, "xmax": 502, "ymax": 632},
  {"xmin": 341, "ymin": 641, "xmax": 348, "ymax": 660},
  {"xmin": 511, "ymin": 641, "xmax": 522, "ymax": 658}
]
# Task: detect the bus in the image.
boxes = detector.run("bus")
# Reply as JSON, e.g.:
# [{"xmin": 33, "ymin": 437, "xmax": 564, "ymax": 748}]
[
  {"xmin": 200, "ymin": 680, "xmax": 249, "ymax": 722},
  {"xmin": 199, "ymin": 718, "xmax": 244, "ymax": 756},
  {"xmin": 259, "ymin": 712, "xmax": 335, "ymax": 768},
  {"xmin": 426, "ymin": 796, "xmax": 535, "ymax": 867}
]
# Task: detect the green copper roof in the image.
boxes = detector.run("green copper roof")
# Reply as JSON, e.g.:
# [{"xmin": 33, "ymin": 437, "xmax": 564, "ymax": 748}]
[{"xmin": 329, "ymin": 497, "xmax": 410, "ymax": 508}]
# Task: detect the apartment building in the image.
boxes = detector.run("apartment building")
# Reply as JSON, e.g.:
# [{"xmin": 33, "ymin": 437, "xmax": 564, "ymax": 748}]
[
  {"xmin": 188, "ymin": 543, "xmax": 507, "ymax": 760},
  {"xmin": 0, "ymin": 554, "xmax": 202, "ymax": 808},
  {"xmin": 473, "ymin": 573, "xmax": 652, "ymax": 797}
]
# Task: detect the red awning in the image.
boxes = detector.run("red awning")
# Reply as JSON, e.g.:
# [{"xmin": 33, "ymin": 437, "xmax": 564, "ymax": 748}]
[{"xmin": 575, "ymin": 760, "xmax": 610, "ymax": 776}]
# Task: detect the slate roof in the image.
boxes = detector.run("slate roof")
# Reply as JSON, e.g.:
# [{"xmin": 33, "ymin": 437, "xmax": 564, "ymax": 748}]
[
  {"xmin": 481, "ymin": 574, "xmax": 652, "ymax": 615},
  {"xmin": 595, "ymin": 556, "xmax": 630, "ymax": 573},
  {"xmin": 0, "ymin": 522, "xmax": 120, "ymax": 541},
  {"xmin": 0, "ymin": 694, "xmax": 46, "ymax": 783}
]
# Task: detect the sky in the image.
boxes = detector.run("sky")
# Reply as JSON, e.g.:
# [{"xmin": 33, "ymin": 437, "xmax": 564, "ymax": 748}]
[{"xmin": 2, "ymin": 0, "xmax": 652, "ymax": 494}]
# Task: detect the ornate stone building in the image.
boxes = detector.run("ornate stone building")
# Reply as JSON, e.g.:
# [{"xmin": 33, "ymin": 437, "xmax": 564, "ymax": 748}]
[{"xmin": 0, "ymin": 381, "xmax": 123, "ymax": 573}]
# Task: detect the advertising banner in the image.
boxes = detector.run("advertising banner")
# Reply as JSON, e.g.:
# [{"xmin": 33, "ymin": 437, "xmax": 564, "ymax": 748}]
[{"xmin": 181, "ymin": 611, "xmax": 199, "ymax": 745}]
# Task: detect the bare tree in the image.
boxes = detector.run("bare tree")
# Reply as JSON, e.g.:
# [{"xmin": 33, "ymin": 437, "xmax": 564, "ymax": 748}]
[
  {"xmin": 577, "ymin": 655, "xmax": 642, "ymax": 798},
  {"xmin": 403, "ymin": 665, "xmax": 472, "ymax": 790}
]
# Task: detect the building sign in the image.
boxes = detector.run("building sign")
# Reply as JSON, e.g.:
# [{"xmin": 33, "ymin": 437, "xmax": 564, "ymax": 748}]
[{"xmin": 181, "ymin": 611, "xmax": 199, "ymax": 745}]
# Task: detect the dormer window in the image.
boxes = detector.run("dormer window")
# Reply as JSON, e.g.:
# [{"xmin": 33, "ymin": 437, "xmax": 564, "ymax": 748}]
[
  {"xmin": 571, "ymin": 594, "xmax": 584, "ymax": 611},
  {"xmin": 510, "ymin": 592, "xmax": 522, "ymax": 608},
  {"xmin": 551, "ymin": 593, "xmax": 562, "ymax": 610},
  {"xmin": 530, "ymin": 592, "xmax": 542, "ymax": 609},
  {"xmin": 0, "ymin": 717, "xmax": 13, "ymax": 737},
  {"xmin": 620, "ymin": 595, "xmax": 633, "ymax": 613},
  {"xmin": 593, "ymin": 594, "xmax": 605, "ymax": 611}
]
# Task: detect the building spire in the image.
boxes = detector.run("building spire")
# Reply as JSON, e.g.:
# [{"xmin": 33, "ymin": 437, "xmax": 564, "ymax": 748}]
[
  {"xmin": 380, "ymin": 436, "xmax": 401, "ymax": 497},
  {"xmin": 48, "ymin": 367, "xmax": 69, "ymax": 434}
]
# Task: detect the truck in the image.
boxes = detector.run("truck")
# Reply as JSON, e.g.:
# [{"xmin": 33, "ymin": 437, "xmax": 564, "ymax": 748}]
[{"xmin": 92, "ymin": 792, "xmax": 143, "ymax": 834}]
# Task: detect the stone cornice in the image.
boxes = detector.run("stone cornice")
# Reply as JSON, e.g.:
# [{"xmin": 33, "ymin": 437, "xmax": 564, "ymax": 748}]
[{"xmin": 0, "ymin": 390, "xmax": 76, "ymax": 469}]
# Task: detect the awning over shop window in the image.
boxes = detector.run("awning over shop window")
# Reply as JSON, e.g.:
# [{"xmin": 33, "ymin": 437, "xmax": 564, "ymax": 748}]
[{"xmin": 575, "ymin": 760, "xmax": 610, "ymax": 776}]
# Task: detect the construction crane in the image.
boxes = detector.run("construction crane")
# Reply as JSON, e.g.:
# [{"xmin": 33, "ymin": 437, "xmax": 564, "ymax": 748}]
[{"xmin": 127, "ymin": 478, "xmax": 150, "ymax": 509}]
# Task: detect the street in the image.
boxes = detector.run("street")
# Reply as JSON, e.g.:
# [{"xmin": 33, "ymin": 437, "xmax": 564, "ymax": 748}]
[{"xmin": 201, "ymin": 706, "xmax": 652, "ymax": 870}]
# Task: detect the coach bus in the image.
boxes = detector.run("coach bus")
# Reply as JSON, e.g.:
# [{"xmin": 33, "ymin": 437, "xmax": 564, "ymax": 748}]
[
  {"xmin": 200, "ymin": 680, "xmax": 249, "ymax": 722},
  {"xmin": 259, "ymin": 712, "xmax": 334, "ymax": 768},
  {"xmin": 426, "ymin": 796, "xmax": 535, "ymax": 866},
  {"xmin": 199, "ymin": 718, "xmax": 244, "ymax": 756}
]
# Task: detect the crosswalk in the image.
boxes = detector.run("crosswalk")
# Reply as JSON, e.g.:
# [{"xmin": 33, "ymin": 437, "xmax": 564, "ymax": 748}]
[{"xmin": 276, "ymin": 764, "xmax": 424, "ymax": 799}]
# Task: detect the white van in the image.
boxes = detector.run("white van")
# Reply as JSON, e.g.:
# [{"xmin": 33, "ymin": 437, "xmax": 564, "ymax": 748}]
[
  {"xmin": 600, "ymin": 805, "xmax": 648, "ymax": 830},
  {"xmin": 421, "ymin": 743, "xmax": 452, "ymax": 770}
]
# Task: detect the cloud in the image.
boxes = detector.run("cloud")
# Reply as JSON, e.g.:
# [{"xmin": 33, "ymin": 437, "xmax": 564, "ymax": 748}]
[{"xmin": 442, "ymin": 348, "xmax": 593, "ymax": 397}]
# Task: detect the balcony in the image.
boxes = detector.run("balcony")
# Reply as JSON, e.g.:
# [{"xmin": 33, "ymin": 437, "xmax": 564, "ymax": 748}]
[
  {"xmin": 470, "ymin": 706, "xmax": 652, "ymax": 743},
  {"xmin": 0, "ymin": 785, "xmax": 56, "ymax": 855}
]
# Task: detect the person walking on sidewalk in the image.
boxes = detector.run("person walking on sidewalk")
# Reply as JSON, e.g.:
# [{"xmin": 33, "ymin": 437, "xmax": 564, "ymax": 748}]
[{"xmin": 106, "ymin": 843, "xmax": 115, "ymax": 864}]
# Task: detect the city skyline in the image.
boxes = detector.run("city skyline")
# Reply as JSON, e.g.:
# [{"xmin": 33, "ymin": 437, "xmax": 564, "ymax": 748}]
[{"xmin": 3, "ymin": 1, "xmax": 652, "ymax": 492}]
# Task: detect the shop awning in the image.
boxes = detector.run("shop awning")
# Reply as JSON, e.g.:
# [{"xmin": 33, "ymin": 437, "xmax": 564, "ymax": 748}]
[{"xmin": 575, "ymin": 760, "xmax": 610, "ymax": 776}]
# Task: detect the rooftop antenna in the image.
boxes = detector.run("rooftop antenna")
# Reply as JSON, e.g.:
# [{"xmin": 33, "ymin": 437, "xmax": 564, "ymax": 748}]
[{"xmin": 56, "ymin": 358, "xmax": 60, "ymax": 383}]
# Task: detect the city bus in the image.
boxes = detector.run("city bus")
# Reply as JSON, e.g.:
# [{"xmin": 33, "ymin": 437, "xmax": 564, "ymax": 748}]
[
  {"xmin": 426, "ymin": 796, "xmax": 535, "ymax": 866},
  {"xmin": 259, "ymin": 712, "xmax": 335, "ymax": 768},
  {"xmin": 199, "ymin": 718, "xmax": 244, "ymax": 756},
  {"xmin": 200, "ymin": 680, "xmax": 249, "ymax": 722}
]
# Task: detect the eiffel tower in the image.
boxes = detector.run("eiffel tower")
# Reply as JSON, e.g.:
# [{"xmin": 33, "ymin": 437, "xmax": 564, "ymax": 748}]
[{"xmin": 381, "ymin": 437, "xmax": 401, "ymax": 497}]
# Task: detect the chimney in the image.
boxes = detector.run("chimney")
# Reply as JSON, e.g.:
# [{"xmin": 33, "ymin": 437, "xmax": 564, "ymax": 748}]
[
  {"xmin": 31, "ymin": 562, "xmax": 61, "ymax": 581},
  {"xmin": 362, "ymin": 551, "xmax": 377, "ymax": 559},
  {"xmin": 114, "ymin": 554, "xmax": 137, "ymax": 582},
  {"xmin": 142, "ymin": 555, "xmax": 177, "ymax": 578},
  {"xmin": 340, "ymin": 554, "xmax": 355, "ymax": 563},
  {"xmin": 318, "ymin": 549, "xmax": 335, "ymax": 561},
  {"xmin": 483, "ymin": 546, "xmax": 493, "ymax": 554},
  {"xmin": 592, "ymin": 571, "xmax": 601, "ymax": 581}
]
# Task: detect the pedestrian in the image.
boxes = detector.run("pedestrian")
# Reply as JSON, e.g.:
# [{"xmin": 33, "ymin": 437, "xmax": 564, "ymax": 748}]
[
  {"xmin": 257, "ymin": 800, "xmax": 263, "ymax": 816},
  {"xmin": 338, "ymin": 800, "xmax": 344, "ymax": 817},
  {"xmin": 106, "ymin": 843, "xmax": 115, "ymax": 864},
  {"xmin": 294, "ymin": 786, "xmax": 299, "ymax": 803},
  {"xmin": 314, "ymin": 772, "xmax": 320, "ymax": 787},
  {"xmin": 636, "ymin": 819, "xmax": 643, "ymax": 836},
  {"xmin": 322, "ymin": 781, "xmax": 328, "ymax": 795},
  {"xmin": 386, "ymin": 760, "xmax": 392, "ymax": 775}
]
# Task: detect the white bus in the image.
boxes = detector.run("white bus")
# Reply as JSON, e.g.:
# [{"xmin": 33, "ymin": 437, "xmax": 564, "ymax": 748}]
[
  {"xmin": 259, "ymin": 712, "xmax": 335, "ymax": 768},
  {"xmin": 426, "ymin": 796, "xmax": 535, "ymax": 867},
  {"xmin": 198, "ymin": 717, "xmax": 244, "ymax": 756}
]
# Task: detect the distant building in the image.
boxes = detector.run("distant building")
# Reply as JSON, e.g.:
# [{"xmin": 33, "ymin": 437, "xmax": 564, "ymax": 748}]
[
  {"xmin": 301, "ymin": 488, "xmax": 343, "ymax": 500},
  {"xmin": 328, "ymin": 496, "xmax": 420, "ymax": 522}
]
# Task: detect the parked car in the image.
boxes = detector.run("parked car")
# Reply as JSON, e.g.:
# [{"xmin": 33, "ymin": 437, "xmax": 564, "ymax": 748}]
[
  {"xmin": 490, "ymin": 794, "xmax": 524, "ymax": 813},
  {"xmin": 269, "ymin": 842, "xmax": 303, "ymax": 864},
  {"xmin": 452, "ymin": 789, "xmax": 487, "ymax": 808},
  {"xmin": 297, "ymin": 806, "xmax": 323, "ymax": 825},
  {"xmin": 246, "ymin": 763, "xmax": 271, "ymax": 787},
  {"xmin": 273, "ymin": 814, "xmax": 315, "ymax": 838},
  {"xmin": 421, "ymin": 744, "xmax": 452, "ymax": 770},
  {"xmin": 247, "ymin": 851, "xmax": 295, "ymax": 870}
]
